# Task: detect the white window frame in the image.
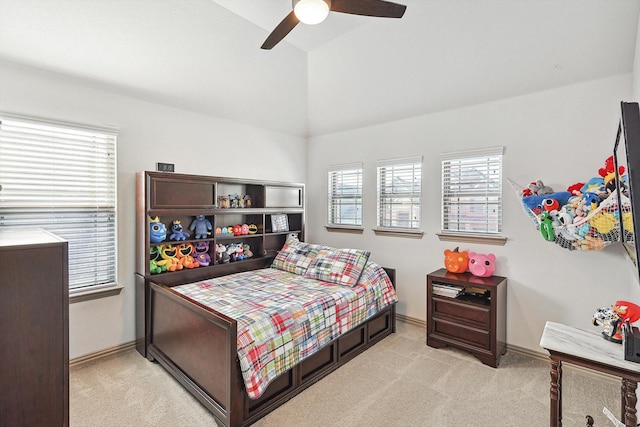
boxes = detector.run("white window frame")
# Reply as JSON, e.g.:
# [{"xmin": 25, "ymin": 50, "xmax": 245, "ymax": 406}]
[
  {"xmin": 328, "ymin": 163, "xmax": 363, "ymax": 228},
  {"xmin": 0, "ymin": 114, "xmax": 118, "ymax": 295},
  {"xmin": 440, "ymin": 147, "xmax": 503, "ymax": 237},
  {"xmin": 376, "ymin": 156, "xmax": 423, "ymax": 234}
]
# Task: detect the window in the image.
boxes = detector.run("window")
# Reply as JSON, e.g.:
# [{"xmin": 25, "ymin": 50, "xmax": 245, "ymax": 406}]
[
  {"xmin": 328, "ymin": 163, "xmax": 363, "ymax": 226},
  {"xmin": 376, "ymin": 156, "xmax": 422, "ymax": 230},
  {"xmin": 0, "ymin": 115, "xmax": 118, "ymax": 293},
  {"xmin": 441, "ymin": 147, "xmax": 503, "ymax": 235}
]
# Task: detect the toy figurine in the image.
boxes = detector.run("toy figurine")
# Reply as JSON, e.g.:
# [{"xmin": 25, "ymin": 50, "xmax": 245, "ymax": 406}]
[
  {"xmin": 218, "ymin": 195, "xmax": 230, "ymax": 209},
  {"xmin": 444, "ymin": 247, "xmax": 468, "ymax": 273},
  {"xmin": 169, "ymin": 220, "xmax": 190, "ymax": 241},
  {"xmin": 244, "ymin": 195, "xmax": 252, "ymax": 208},
  {"xmin": 149, "ymin": 216, "xmax": 167, "ymax": 243},
  {"xmin": 468, "ymin": 252, "xmax": 496, "ymax": 277},
  {"xmin": 241, "ymin": 224, "xmax": 249, "ymax": 235},
  {"xmin": 233, "ymin": 224, "xmax": 242, "ymax": 236},
  {"xmin": 248, "ymin": 224, "xmax": 258, "ymax": 234},
  {"xmin": 230, "ymin": 194, "xmax": 239, "ymax": 209},
  {"xmin": 593, "ymin": 300, "xmax": 640, "ymax": 343},
  {"xmin": 189, "ymin": 214, "xmax": 212, "ymax": 239}
]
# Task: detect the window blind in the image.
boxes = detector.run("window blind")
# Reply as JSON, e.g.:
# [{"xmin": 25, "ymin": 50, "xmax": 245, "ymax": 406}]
[
  {"xmin": 0, "ymin": 116, "xmax": 118, "ymax": 292},
  {"xmin": 328, "ymin": 163, "xmax": 363, "ymax": 226},
  {"xmin": 441, "ymin": 147, "xmax": 503, "ymax": 234},
  {"xmin": 377, "ymin": 156, "xmax": 422, "ymax": 230}
]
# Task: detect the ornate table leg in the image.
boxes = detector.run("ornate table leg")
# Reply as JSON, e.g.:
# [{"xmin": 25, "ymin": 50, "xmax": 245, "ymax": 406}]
[
  {"xmin": 623, "ymin": 379, "xmax": 637, "ymax": 427},
  {"xmin": 550, "ymin": 357, "xmax": 562, "ymax": 427}
]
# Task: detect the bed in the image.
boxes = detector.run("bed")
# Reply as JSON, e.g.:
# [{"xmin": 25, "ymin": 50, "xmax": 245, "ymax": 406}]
[{"xmin": 143, "ymin": 238, "xmax": 398, "ymax": 427}]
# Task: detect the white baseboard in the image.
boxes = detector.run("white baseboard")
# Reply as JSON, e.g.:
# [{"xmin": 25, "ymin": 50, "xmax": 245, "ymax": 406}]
[{"xmin": 396, "ymin": 314, "xmax": 619, "ymax": 384}]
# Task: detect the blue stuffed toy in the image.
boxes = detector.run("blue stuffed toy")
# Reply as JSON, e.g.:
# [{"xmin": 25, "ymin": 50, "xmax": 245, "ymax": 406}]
[
  {"xmin": 169, "ymin": 219, "xmax": 190, "ymax": 241},
  {"xmin": 149, "ymin": 216, "xmax": 167, "ymax": 243},
  {"xmin": 190, "ymin": 215, "xmax": 212, "ymax": 239}
]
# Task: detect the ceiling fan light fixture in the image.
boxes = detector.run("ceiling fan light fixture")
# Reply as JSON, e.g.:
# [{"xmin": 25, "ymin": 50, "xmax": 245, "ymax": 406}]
[{"xmin": 293, "ymin": 0, "xmax": 330, "ymax": 25}]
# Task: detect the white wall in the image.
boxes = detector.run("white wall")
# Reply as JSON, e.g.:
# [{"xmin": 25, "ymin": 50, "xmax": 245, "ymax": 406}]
[
  {"xmin": 0, "ymin": 61, "xmax": 307, "ymax": 359},
  {"xmin": 306, "ymin": 73, "xmax": 640, "ymax": 354},
  {"xmin": 2, "ymin": 65, "xmax": 640, "ymax": 358}
]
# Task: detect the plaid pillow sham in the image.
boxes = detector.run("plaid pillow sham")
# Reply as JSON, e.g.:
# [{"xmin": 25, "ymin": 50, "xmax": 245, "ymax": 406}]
[
  {"xmin": 304, "ymin": 247, "xmax": 371, "ymax": 287},
  {"xmin": 271, "ymin": 239, "xmax": 326, "ymax": 275}
]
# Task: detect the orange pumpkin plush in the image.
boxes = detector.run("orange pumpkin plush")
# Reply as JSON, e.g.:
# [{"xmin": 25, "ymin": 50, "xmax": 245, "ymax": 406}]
[{"xmin": 444, "ymin": 247, "xmax": 469, "ymax": 273}]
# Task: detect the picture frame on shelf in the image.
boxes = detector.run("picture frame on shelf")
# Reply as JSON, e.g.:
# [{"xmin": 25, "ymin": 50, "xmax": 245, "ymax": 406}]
[{"xmin": 271, "ymin": 214, "xmax": 289, "ymax": 233}]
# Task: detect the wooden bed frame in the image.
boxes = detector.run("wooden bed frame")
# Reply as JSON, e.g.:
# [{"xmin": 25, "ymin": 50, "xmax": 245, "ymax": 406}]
[{"xmin": 141, "ymin": 266, "xmax": 397, "ymax": 427}]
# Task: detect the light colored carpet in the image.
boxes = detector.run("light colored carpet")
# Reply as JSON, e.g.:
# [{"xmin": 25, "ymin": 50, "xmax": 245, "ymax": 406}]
[{"xmin": 70, "ymin": 322, "xmax": 624, "ymax": 426}]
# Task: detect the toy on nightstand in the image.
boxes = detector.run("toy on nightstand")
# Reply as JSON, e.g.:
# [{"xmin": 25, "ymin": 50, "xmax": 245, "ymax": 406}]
[
  {"xmin": 149, "ymin": 216, "xmax": 167, "ymax": 243},
  {"xmin": 443, "ymin": 247, "xmax": 468, "ymax": 273},
  {"xmin": 169, "ymin": 220, "xmax": 190, "ymax": 241},
  {"xmin": 468, "ymin": 252, "xmax": 496, "ymax": 277},
  {"xmin": 189, "ymin": 215, "xmax": 212, "ymax": 239}
]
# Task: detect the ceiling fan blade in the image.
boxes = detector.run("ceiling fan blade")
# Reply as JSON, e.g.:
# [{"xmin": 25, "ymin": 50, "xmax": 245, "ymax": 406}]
[
  {"xmin": 330, "ymin": 0, "xmax": 406, "ymax": 18},
  {"xmin": 261, "ymin": 11, "xmax": 300, "ymax": 50}
]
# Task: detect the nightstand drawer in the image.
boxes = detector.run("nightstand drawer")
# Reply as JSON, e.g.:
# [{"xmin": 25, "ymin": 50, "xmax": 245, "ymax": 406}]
[
  {"xmin": 433, "ymin": 318, "xmax": 491, "ymax": 350},
  {"xmin": 433, "ymin": 297, "xmax": 490, "ymax": 328}
]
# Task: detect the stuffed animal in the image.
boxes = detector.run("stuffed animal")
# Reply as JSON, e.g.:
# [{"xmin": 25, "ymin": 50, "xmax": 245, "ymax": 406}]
[
  {"xmin": 169, "ymin": 219, "xmax": 190, "ymax": 241},
  {"xmin": 176, "ymin": 243, "xmax": 199, "ymax": 269},
  {"xmin": 193, "ymin": 241, "xmax": 211, "ymax": 266},
  {"xmin": 468, "ymin": 252, "xmax": 496, "ymax": 277},
  {"xmin": 527, "ymin": 180, "xmax": 554, "ymax": 196},
  {"xmin": 159, "ymin": 244, "xmax": 183, "ymax": 272},
  {"xmin": 150, "ymin": 260, "xmax": 164, "ymax": 275},
  {"xmin": 539, "ymin": 211, "xmax": 555, "ymax": 241},
  {"xmin": 149, "ymin": 246, "xmax": 166, "ymax": 274},
  {"xmin": 216, "ymin": 243, "xmax": 229, "ymax": 263},
  {"xmin": 189, "ymin": 215, "xmax": 212, "ymax": 239},
  {"xmin": 566, "ymin": 182, "xmax": 584, "ymax": 196},
  {"xmin": 242, "ymin": 243, "xmax": 253, "ymax": 258},
  {"xmin": 443, "ymin": 247, "xmax": 468, "ymax": 273},
  {"xmin": 149, "ymin": 216, "xmax": 167, "ymax": 243}
]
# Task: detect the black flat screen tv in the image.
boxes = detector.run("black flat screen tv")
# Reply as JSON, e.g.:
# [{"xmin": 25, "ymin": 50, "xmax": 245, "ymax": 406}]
[{"xmin": 614, "ymin": 101, "xmax": 640, "ymax": 281}]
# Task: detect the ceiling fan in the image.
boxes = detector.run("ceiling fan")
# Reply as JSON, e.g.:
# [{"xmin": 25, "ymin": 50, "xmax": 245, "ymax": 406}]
[{"xmin": 261, "ymin": 0, "xmax": 407, "ymax": 50}]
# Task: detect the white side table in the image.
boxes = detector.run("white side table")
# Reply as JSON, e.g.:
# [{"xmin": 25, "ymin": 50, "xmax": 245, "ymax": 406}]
[{"xmin": 540, "ymin": 321, "xmax": 640, "ymax": 427}]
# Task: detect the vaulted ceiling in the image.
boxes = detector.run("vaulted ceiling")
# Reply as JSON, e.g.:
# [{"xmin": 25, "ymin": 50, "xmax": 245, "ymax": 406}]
[{"xmin": 0, "ymin": 0, "xmax": 639, "ymax": 137}]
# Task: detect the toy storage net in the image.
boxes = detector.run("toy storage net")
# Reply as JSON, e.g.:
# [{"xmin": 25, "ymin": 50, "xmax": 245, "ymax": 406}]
[{"xmin": 509, "ymin": 179, "xmax": 632, "ymax": 251}]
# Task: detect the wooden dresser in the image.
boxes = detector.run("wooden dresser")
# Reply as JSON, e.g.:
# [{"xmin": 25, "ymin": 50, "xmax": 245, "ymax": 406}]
[{"xmin": 0, "ymin": 228, "xmax": 69, "ymax": 426}]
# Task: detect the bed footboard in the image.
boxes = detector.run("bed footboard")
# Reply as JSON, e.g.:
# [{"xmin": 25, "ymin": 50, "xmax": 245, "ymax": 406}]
[{"xmin": 148, "ymin": 282, "xmax": 244, "ymax": 426}]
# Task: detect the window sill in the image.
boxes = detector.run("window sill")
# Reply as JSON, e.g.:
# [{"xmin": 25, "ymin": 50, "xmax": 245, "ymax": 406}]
[
  {"xmin": 70, "ymin": 284, "xmax": 124, "ymax": 304},
  {"xmin": 373, "ymin": 228, "xmax": 424, "ymax": 238},
  {"xmin": 437, "ymin": 233, "xmax": 507, "ymax": 246},
  {"xmin": 325, "ymin": 225, "xmax": 364, "ymax": 234}
]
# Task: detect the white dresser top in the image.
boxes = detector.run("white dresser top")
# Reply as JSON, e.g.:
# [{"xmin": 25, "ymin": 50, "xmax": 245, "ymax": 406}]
[
  {"xmin": 0, "ymin": 228, "xmax": 66, "ymax": 248},
  {"xmin": 540, "ymin": 321, "xmax": 640, "ymax": 373}
]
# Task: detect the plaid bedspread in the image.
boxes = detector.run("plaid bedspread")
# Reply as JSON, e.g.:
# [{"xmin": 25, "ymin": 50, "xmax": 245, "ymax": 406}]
[{"xmin": 172, "ymin": 263, "xmax": 397, "ymax": 399}]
